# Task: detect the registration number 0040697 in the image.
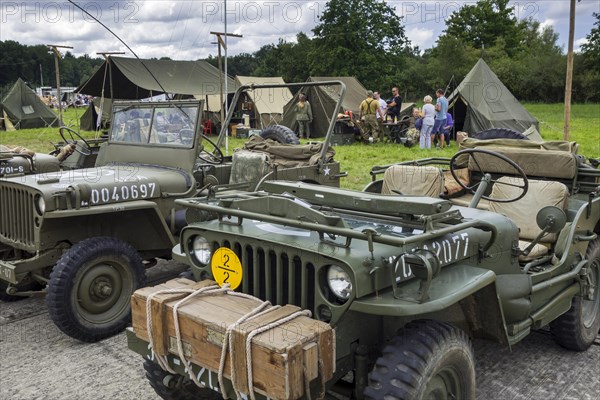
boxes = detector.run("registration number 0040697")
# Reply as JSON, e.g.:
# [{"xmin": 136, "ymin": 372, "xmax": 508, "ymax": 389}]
[{"xmin": 89, "ymin": 183, "xmax": 157, "ymax": 205}]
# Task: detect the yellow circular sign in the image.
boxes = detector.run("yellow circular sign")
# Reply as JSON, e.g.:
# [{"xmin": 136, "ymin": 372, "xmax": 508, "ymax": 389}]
[{"xmin": 211, "ymin": 248, "xmax": 243, "ymax": 290}]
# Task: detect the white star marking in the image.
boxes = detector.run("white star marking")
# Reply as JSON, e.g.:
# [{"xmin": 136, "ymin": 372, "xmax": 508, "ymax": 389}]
[{"xmin": 323, "ymin": 166, "xmax": 331, "ymax": 176}]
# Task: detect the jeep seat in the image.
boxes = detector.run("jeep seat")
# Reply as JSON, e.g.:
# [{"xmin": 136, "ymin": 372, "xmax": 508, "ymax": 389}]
[
  {"xmin": 488, "ymin": 177, "xmax": 569, "ymax": 261},
  {"xmin": 381, "ymin": 165, "xmax": 444, "ymax": 197}
]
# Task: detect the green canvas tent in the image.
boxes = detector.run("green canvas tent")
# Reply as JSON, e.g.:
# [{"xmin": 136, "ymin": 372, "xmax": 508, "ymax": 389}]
[
  {"xmin": 281, "ymin": 77, "xmax": 369, "ymax": 138},
  {"xmin": 448, "ymin": 59, "xmax": 538, "ymax": 135},
  {"xmin": 0, "ymin": 78, "xmax": 58, "ymax": 129},
  {"xmin": 80, "ymin": 98, "xmax": 112, "ymax": 131},
  {"xmin": 76, "ymin": 57, "xmax": 237, "ymax": 99},
  {"xmin": 235, "ymin": 76, "xmax": 293, "ymax": 128}
]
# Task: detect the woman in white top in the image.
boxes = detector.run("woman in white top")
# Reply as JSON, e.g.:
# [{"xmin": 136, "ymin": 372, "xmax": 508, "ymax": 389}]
[{"xmin": 420, "ymin": 95, "xmax": 436, "ymax": 149}]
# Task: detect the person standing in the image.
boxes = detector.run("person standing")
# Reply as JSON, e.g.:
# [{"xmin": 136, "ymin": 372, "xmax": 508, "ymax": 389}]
[
  {"xmin": 386, "ymin": 86, "xmax": 402, "ymax": 123},
  {"xmin": 421, "ymin": 95, "xmax": 435, "ymax": 149},
  {"xmin": 432, "ymin": 88, "xmax": 448, "ymax": 149},
  {"xmin": 374, "ymin": 91, "xmax": 388, "ymax": 139},
  {"xmin": 295, "ymin": 93, "xmax": 313, "ymax": 139},
  {"xmin": 359, "ymin": 91, "xmax": 380, "ymax": 143}
]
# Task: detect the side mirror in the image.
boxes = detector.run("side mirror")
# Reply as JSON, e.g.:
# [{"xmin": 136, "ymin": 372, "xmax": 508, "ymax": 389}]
[{"xmin": 536, "ymin": 206, "xmax": 567, "ymax": 233}]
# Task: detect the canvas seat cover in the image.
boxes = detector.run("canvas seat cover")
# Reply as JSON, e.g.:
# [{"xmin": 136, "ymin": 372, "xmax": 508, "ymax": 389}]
[
  {"xmin": 381, "ymin": 165, "xmax": 444, "ymax": 197},
  {"xmin": 489, "ymin": 177, "xmax": 569, "ymax": 261}
]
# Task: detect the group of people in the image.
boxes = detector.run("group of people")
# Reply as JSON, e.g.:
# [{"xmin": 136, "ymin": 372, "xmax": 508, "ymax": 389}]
[
  {"xmin": 415, "ymin": 89, "xmax": 451, "ymax": 149},
  {"xmin": 357, "ymin": 87, "xmax": 403, "ymax": 143},
  {"xmin": 292, "ymin": 86, "xmax": 453, "ymax": 148}
]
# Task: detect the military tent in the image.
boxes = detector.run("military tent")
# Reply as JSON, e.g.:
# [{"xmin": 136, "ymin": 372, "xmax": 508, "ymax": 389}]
[
  {"xmin": 281, "ymin": 77, "xmax": 368, "ymax": 138},
  {"xmin": 80, "ymin": 98, "xmax": 112, "ymax": 131},
  {"xmin": 448, "ymin": 59, "xmax": 538, "ymax": 135},
  {"xmin": 235, "ymin": 76, "xmax": 293, "ymax": 128},
  {"xmin": 77, "ymin": 56, "xmax": 237, "ymax": 99},
  {"xmin": 0, "ymin": 78, "xmax": 58, "ymax": 129}
]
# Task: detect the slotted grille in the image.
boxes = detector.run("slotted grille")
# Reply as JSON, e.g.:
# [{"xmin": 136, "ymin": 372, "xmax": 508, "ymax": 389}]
[
  {"xmin": 217, "ymin": 240, "xmax": 316, "ymax": 312},
  {"xmin": 0, "ymin": 184, "xmax": 36, "ymax": 247}
]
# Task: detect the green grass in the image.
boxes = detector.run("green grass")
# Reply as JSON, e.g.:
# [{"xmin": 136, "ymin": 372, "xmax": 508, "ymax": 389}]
[{"xmin": 2, "ymin": 103, "xmax": 598, "ymax": 191}]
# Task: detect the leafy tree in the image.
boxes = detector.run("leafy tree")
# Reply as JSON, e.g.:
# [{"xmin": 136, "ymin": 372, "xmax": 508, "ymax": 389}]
[
  {"xmin": 310, "ymin": 0, "xmax": 410, "ymax": 91},
  {"xmin": 581, "ymin": 12, "xmax": 600, "ymax": 72},
  {"xmin": 443, "ymin": 0, "xmax": 527, "ymax": 56}
]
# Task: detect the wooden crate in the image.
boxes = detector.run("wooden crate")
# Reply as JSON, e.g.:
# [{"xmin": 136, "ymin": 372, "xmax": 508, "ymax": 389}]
[{"xmin": 131, "ymin": 278, "xmax": 335, "ymax": 400}]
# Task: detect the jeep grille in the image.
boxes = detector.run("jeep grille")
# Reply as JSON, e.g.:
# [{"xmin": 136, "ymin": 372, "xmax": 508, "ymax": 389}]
[
  {"xmin": 0, "ymin": 184, "xmax": 36, "ymax": 248},
  {"xmin": 217, "ymin": 240, "xmax": 316, "ymax": 312}
]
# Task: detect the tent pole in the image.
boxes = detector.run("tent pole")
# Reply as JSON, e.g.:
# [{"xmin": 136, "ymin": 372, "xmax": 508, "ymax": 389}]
[
  {"xmin": 563, "ymin": 0, "xmax": 576, "ymax": 141},
  {"xmin": 47, "ymin": 44, "xmax": 73, "ymax": 127}
]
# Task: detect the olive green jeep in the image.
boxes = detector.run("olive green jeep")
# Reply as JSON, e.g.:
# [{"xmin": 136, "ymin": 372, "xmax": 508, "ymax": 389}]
[
  {"xmin": 0, "ymin": 127, "xmax": 105, "ymax": 177},
  {"xmin": 0, "ymin": 83, "xmax": 345, "ymax": 343},
  {"xmin": 129, "ymin": 137, "xmax": 600, "ymax": 399}
]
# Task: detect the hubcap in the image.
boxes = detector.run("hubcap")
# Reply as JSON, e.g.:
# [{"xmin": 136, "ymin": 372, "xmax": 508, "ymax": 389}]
[
  {"xmin": 74, "ymin": 259, "xmax": 133, "ymax": 324},
  {"xmin": 424, "ymin": 367, "xmax": 463, "ymax": 400}
]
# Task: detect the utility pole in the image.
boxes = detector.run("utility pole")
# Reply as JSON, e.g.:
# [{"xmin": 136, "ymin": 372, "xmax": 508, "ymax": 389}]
[
  {"xmin": 97, "ymin": 52, "xmax": 125, "ymax": 100},
  {"xmin": 47, "ymin": 44, "xmax": 73, "ymax": 127},
  {"xmin": 563, "ymin": 0, "xmax": 576, "ymax": 140},
  {"xmin": 210, "ymin": 32, "xmax": 243, "ymax": 131}
]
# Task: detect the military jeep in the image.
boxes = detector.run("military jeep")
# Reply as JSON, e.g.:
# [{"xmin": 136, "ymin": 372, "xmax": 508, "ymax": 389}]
[
  {"xmin": 129, "ymin": 138, "xmax": 600, "ymax": 399},
  {"xmin": 0, "ymin": 127, "xmax": 105, "ymax": 177},
  {"xmin": 0, "ymin": 81, "xmax": 346, "ymax": 343}
]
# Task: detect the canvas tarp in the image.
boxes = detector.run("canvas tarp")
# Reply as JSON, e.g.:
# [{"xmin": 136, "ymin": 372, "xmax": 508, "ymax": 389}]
[
  {"xmin": 448, "ymin": 59, "xmax": 538, "ymax": 135},
  {"xmin": 0, "ymin": 78, "xmax": 58, "ymax": 129},
  {"xmin": 281, "ymin": 77, "xmax": 369, "ymax": 138},
  {"xmin": 80, "ymin": 98, "xmax": 112, "ymax": 131},
  {"xmin": 235, "ymin": 76, "xmax": 293, "ymax": 128},
  {"xmin": 77, "ymin": 57, "xmax": 237, "ymax": 99}
]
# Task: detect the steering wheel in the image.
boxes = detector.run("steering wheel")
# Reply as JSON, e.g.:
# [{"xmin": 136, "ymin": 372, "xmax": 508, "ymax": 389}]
[
  {"xmin": 59, "ymin": 126, "xmax": 92, "ymax": 156},
  {"xmin": 449, "ymin": 148, "xmax": 529, "ymax": 203},
  {"xmin": 198, "ymin": 133, "xmax": 224, "ymax": 165}
]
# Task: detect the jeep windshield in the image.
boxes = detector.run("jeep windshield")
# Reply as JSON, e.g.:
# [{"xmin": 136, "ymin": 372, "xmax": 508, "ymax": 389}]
[{"xmin": 110, "ymin": 104, "xmax": 198, "ymax": 148}]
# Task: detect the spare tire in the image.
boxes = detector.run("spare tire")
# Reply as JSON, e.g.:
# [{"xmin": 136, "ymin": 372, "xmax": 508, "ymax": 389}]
[
  {"xmin": 473, "ymin": 128, "xmax": 528, "ymax": 140},
  {"xmin": 260, "ymin": 125, "xmax": 300, "ymax": 144}
]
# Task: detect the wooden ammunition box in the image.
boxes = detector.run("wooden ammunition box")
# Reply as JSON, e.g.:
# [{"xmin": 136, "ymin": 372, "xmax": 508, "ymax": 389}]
[{"xmin": 131, "ymin": 278, "xmax": 335, "ymax": 400}]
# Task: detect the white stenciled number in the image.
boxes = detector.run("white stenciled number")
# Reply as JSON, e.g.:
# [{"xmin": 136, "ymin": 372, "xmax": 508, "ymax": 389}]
[
  {"xmin": 461, "ymin": 233, "xmax": 470, "ymax": 256},
  {"xmin": 140, "ymin": 184, "xmax": 148, "ymax": 197},
  {"xmin": 101, "ymin": 188, "xmax": 109, "ymax": 203},
  {"xmin": 148, "ymin": 182, "xmax": 156, "ymax": 197},
  {"xmin": 442, "ymin": 240, "xmax": 452, "ymax": 263},
  {"xmin": 91, "ymin": 189, "xmax": 99, "ymax": 204},
  {"xmin": 131, "ymin": 185, "xmax": 139, "ymax": 199},
  {"xmin": 121, "ymin": 186, "xmax": 129, "ymax": 200},
  {"xmin": 112, "ymin": 186, "xmax": 120, "ymax": 201}
]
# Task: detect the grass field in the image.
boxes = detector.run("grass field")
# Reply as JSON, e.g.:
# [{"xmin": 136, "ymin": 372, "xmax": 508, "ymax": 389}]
[{"xmin": 2, "ymin": 103, "xmax": 598, "ymax": 191}]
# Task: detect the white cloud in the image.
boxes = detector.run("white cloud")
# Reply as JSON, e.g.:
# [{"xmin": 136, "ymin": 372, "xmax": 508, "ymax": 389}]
[
  {"xmin": 539, "ymin": 19, "xmax": 556, "ymax": 32},
  {"xmin": 574, "ymin": 37, "xmax": 588, "ymax": 53},
  {"xmin": 406, "ymin": 27, "xmax": 435, "ymax": 49}
]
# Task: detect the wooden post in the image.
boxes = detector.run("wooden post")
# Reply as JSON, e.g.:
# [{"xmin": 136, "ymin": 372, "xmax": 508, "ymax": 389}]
[
  {"xmin": 47, "ymin": 44, "xmax": 73, "ymax": 127},
  {"xmin": 563, "ymin": 0, "xmax": 576, "ymax": 140},
  {"xmin": 210, "ymin": 32, "xmax": 242, "ymax": 143}
]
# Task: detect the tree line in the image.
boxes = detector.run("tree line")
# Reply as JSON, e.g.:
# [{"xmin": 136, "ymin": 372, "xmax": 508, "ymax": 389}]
[{"xmin": 2, "ymin": 0, "xmax": 598, "ymax": 103}]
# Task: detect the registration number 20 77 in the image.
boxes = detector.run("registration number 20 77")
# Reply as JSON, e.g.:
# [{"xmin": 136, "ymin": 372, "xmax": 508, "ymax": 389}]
[{"xmin": 90, "ymin": 183, "xmax": 157, "ymax": 205}]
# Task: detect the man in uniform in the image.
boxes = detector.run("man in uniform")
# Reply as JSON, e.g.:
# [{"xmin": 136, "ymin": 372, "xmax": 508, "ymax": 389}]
[{"xmin": 359, "ymin": 91, "xmax": 380, "ymax": 143}]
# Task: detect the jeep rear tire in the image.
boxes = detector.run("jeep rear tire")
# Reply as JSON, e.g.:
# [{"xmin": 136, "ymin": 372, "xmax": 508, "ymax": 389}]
[
  {"xmin": 472, "ymin": 128, "xmax": 528, "ymax": 140},
  {"xmin": 364, "ymin": 320, "xmax": 475, "ymax": 400},
  {"xmin": 143, "ymin": 359, "xmax": 221, "ymax": 400},
  {"xmin": 47, "ymin": 237, "xmax": 146, "ymax": 342},
  {"xmin": 260, "ymin": 125, "xmax": 300, "ymax": 144},
  {"xmin": 550, "ymin": 238, "xmax": 600, "ymax": 351}
]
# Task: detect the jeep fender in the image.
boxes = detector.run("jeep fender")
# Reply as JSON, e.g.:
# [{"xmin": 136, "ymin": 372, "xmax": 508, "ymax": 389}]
[
  {"xmin": 349, "ymin": 264, "xmax": 509, "ymax": 345},
  {"xmin": 42, "ymin": 200, "xmax": 176, "ymax": 257}
]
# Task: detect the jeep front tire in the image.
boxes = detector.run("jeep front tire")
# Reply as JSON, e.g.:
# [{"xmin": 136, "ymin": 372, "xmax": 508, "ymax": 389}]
[
  {"xmin": 47, "ymin": 237, "xmax": 146, "ymax": 342},
  {"xmin": 365, "ymin": 320, "xmax": 476, "ymax": 400}
]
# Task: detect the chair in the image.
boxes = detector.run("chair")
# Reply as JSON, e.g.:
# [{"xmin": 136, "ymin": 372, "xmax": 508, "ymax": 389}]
[{"xmin": 488, "ymin": 177, "xmax": 569, "ymax": 261}]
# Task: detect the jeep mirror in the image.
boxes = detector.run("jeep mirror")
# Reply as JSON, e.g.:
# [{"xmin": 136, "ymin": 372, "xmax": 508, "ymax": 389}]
[{"xmin": 536, "ymin": 206, "xmax": 567, "ymax": 233}]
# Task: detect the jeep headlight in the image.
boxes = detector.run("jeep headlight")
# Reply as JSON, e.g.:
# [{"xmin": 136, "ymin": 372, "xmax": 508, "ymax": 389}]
[
  {"xmin": 327, "ymin": 265, "xmax": 352, "ymax": 300},
  {"xmin": 35, "ymin": 194, "xmax": 45, "ymax": 215},
  {"xmin": 191, "ymin": 236, "xmax": 212, "ymax": 265}
]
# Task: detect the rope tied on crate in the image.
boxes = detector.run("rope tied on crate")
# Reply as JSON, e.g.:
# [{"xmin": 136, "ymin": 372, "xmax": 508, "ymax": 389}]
[{"xmin": 145, "ymin": 283, "xmax": 321, "ymax": 400}]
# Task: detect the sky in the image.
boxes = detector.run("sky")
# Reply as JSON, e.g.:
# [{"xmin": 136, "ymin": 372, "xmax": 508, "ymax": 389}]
[{"xmin": 0, "ymin": 0, "xmax": 598, "ymax": 60}]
